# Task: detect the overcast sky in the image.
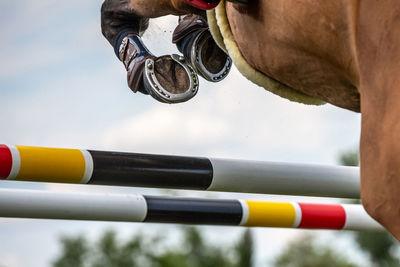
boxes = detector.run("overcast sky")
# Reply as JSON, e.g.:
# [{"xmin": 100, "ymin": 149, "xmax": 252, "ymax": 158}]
[{"xmin": 0, "ymin": 1, "xmax": 366, "ymax": 266}]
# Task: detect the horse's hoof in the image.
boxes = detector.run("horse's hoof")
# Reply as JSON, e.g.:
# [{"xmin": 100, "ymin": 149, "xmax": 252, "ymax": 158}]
[
  {"xmin": 190, "ymin": 29, "xmax": 232, "ymax": 82},
  {"xmin": 143, "ymin": 54, "xmax": 199, "ymax": 103},
  {"xmin": 173, "ymin": 14, "xmax": 232, "ymax": 83}
]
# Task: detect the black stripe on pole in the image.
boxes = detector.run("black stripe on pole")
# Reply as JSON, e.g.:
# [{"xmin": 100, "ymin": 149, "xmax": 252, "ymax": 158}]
[
  {"xmin": 143, "ymin": 196, "xmax": 243, "ymax": 225},
  {"xmin": 88, "ymin": 151, "xmax": 213, "ymax": 190}
]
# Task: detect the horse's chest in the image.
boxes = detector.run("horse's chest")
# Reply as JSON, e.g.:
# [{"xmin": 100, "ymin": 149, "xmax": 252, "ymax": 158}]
[{"xmin": 226, "ymin": 0, "xmax": 361, "ymax": 112}]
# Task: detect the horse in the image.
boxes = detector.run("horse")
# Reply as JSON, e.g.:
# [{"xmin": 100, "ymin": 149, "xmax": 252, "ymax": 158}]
[{"xmin": 100, "ymin": 0, "xmax": 400, "ymax": 241}]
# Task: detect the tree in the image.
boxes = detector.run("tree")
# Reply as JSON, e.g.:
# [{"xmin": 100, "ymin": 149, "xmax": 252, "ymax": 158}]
[
  {"xmin": 52, "ymin": 236, "xmax": 89, "ymax": 267},
  {"xmin": 338, "ymin": 148, "xmax": 359, "ymax": 167},
  {"xmin": 234, "ymin": 229, "xmax": 253, "ymax": 267},
  {"xmin": 52, "ymin": 227, "xmax": 253, "ymax": 267},
  {"xmin": 272, "ymin": 234, "xmax": 359, "ymax": 267},
  {"xmin": 355, "ymin": 232, "xmax": 400, "ymax": 267},
  {"xmin": 150, "ymin": 227, "xmax": 235, "ymax": 267},
  {"xmin": 91, "ymin": 230, "xmax": 144, "ymax": 267}
]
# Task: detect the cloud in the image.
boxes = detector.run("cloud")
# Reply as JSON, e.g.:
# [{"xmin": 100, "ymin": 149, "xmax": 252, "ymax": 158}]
[
  {"xmin": 0, "ymin": 253, "xmax": 20, "ymax": 267},
  {"xmin": 100, "ymin": 103, "xmax": 230, "ymax": 155},
  {"xmin": 0, "ymin": 0, "xmax": 107, "ymax": 79},
  {"xmin": 99, "ymin": 67, "xmax": 361, "ymax": 163}
]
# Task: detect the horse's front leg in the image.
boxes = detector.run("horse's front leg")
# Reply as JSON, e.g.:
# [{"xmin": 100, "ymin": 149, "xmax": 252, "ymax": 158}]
[
  {"xmin": 173, "ymin": 15, "xmax": 232, "ymax": 83},
  {"xmin": 101, "ymin": 0, "xmax": 203, "ymax": 103},
  {"xmin": 357, "ymin": 0, "xmax": 400, "ymax": 241},
  {"xmin": 101, "ymin": 0, "xmax": 231, "ymax": 103}
]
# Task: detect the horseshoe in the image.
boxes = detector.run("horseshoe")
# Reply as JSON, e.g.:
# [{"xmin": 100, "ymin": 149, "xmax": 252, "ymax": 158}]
[
  {"xmin": 190, "ymin": 29, "xmax": 232, "ymax": 82},
  {"xmin": 143, "ymin": 54, "xmax": 199, "ymax": 103}
]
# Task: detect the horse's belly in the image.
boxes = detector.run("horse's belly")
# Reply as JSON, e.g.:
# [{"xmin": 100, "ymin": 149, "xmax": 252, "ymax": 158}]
[{"xmin": 226, "ymin": 0, "xmax": 360, "ymax": 112}]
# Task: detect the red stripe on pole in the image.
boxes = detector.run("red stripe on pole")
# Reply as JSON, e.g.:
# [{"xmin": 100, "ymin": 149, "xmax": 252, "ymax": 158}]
[
  {"xmin": 0, "ymin": 145, "xmax": 12, "ymax": 179},
  {"xmin": 298, "ymin": 203, "xmax": 346, "ymax": 229}
]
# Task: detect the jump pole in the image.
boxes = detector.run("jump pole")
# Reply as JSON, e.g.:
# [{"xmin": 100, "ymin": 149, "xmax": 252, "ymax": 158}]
[
  {"xmin": 0, "ymin": 145, "xmax": 360, "ymax": 198},
  {"xmin": 0, "ymin": 188, "xmax": 382, "ymax": 231}
]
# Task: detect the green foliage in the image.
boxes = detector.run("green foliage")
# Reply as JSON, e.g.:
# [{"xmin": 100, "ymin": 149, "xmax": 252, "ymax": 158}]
[
  {"xmin": 52, "ymin": 227, "xmax": 251, "ymax": 267},
  {"xmin": 52, "ymin": 236, "xmax": 89, "ymax": 267},
  {"xmin": 338, "ymin": 148, "xmax": 359, "ymax": 167},
  {"xmin": 234, "ymin": 229, "xmax": 253, "ymax": 267},
  {"xmin": 91, "ymin": 230, "xmax": 144, "ymax": 267},
  {"xmin": 150, "ymin": 227, "xmax": 235, "ymax": 267},
  {"xmin": 355, "ymin": 232, "xmax": 400, "ymax": 267},
  {"xmin": 272, "ymin": 234, "xmax": 358, "ymax": 267}
]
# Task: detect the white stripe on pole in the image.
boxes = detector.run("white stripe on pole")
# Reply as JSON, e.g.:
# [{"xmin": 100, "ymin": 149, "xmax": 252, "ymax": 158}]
[
  {"xmin": 238, "ymin": 199, "xmax": 249, "ymax": 226},
  {"xmin": 291, "ymin": 202, "xmax": 302, "ymax": 228},
  {"xmin": 208, "ymin": 159, "xmax": 360, "ymax": 198},
  {"xmin": 0, "ymin": 188, "xmax": 147, "ymax": 222},
  {"xmin": 6, "ymin": 145, "xmax": 20, "ymax": 180},
  {"xmin": 342, "ymin": 204, "xmax": 383, "ymax": 231},
  {"xmin": 80, "ymin": 150, "xmax": 93, "ymax": 184}
]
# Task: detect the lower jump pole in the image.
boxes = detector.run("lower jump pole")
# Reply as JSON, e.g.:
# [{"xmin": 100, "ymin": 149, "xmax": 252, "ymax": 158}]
[
  {"xmin": 0, "ymin": 188, "xmax": 382, "ymax": 231},
  {"xmin": 0, "ymin": 145, "xmax": 360, "ymax": 198}
]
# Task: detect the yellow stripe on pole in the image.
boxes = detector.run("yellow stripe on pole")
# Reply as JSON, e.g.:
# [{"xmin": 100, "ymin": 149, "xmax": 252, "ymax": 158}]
[
  {"xmin": 244, "ymin": 201, "xmax": 296, "ymax": 228},
  {"xmin": 15, "ymin": 146, "xmax": 86, "ymax": 183}
]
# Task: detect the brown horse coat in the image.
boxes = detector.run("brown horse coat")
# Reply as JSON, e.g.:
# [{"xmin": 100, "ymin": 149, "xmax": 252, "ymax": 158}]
[
  {"xmin": 209, "ymin": 1, "xmax": 360, "ymax": 111},
  {"xmin": 208, "ymin": 0, "xmax": 400, "ymax": 240}
]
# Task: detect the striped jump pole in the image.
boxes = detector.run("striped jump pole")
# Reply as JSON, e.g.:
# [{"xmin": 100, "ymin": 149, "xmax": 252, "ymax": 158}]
[
  {"xmin": 0, "ymin": 145, "xmax": 360, "ymax": 198},
  {"xmin": 0, "ymin": 188, "xmax": 382, "ymax": 231}
]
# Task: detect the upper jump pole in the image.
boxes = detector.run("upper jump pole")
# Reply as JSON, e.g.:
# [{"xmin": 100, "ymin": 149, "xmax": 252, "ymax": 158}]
[{"xmin": 0, "ymin": 145, "xmax": 360, "ymax": 198}]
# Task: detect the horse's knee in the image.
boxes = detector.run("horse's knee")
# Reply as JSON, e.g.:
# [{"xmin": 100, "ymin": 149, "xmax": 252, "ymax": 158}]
[
  {"xmin": 361, "ymin": 110, "xmax": 400, "ymax": 209},
  {"xmin": 360, "ymin": 146, "xmax": 400, "ymax": 240},
  {"xmin": 361, "ymin": 150, "xmax": 400, "ymax": 214},
  {"xmin": 361, "ymin": 187, "xmax": 388, "ymax": 223}
]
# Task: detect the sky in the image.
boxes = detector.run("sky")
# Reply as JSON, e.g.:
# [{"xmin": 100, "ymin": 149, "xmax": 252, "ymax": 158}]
[{"xmin": 0, "ymin": 0, "xmax": 368, "ymax": 266}]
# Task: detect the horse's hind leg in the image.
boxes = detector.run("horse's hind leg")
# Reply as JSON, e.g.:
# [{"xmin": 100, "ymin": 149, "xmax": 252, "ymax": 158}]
[{"xmin": 357, "ymin": 0, "xmax": 400, "ymax": 240}]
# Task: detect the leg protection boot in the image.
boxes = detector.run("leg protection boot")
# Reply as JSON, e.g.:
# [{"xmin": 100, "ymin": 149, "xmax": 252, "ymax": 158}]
[{"xmin": 173, "ymin": 14, "xmax": 232, "ymax": 82}]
